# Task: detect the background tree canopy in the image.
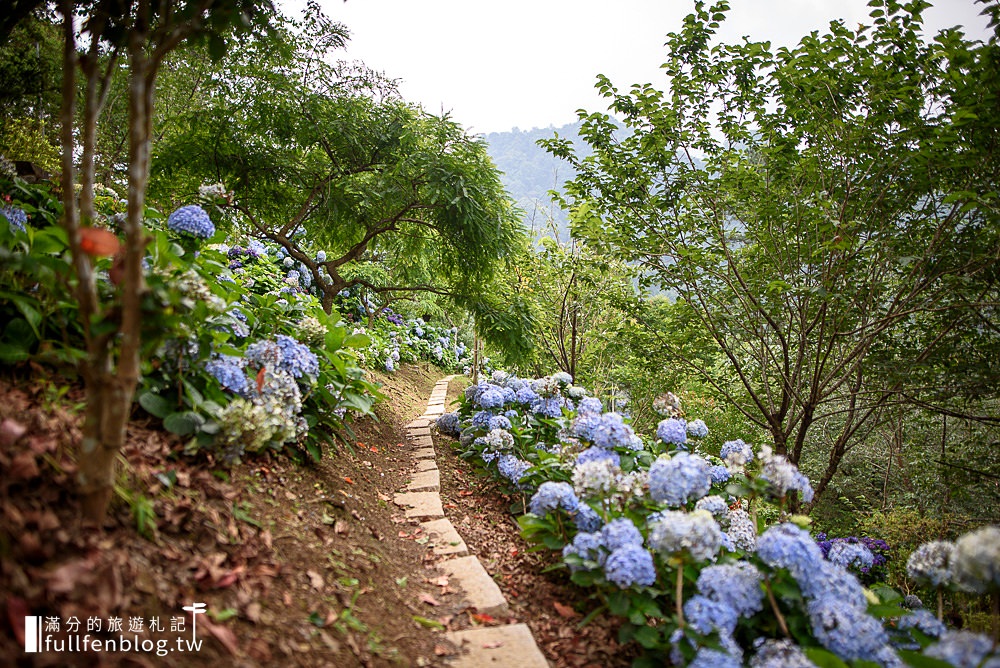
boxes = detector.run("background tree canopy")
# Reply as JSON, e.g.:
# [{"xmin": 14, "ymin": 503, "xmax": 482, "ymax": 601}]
[
  {"xmin": 544, "ymin": 0, "xmax": 1000, "ymax": 506},
  {"xmin": 148, "ymin": 14, "xmax": 531, "ymax": 358}
]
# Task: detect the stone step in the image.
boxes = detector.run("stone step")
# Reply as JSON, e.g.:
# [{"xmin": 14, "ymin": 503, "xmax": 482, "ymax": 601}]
[
  {"xmin": 438, "ymin": 556, "xmax": 508, "ymax": 617},
  {"xmin": 412, "ymin": 447, "xmax": 436, "ymax": 459},
  {"xmin": 410, "ymin": 434, "xmax": 433, "ymax": 448},
  {"xmin": 393, "ymin": 491, "xmax": 443, "ymax": 519},
  {"xmin": 444, "ymin": 624, "xmax": 550, "ymax": 668},
  {"xmin": 406, "ymin": 469, "xmax": 440, "ymax": 492},
  {"xmin": 414, "ymin": 459, "xmax": 438, "ymax": 472},
  {"xmin": 406, "ymin": 418, "xmax": 432, "ymax": 429},
  {"xmin": 419, "ymin": 518, "xmax": 468, "ymax": 556}
]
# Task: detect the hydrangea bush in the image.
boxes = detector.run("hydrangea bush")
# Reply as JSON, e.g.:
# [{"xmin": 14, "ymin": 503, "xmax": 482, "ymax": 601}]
[{"xmin": 436, "ymin": 370, "xmax": 1000, "ymax": 667}]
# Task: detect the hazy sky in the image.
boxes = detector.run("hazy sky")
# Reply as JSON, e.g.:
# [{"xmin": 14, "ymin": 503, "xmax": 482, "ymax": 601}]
[{"xmin": 295, "ymin": 0, "xmax": 991, "ymax": 134}]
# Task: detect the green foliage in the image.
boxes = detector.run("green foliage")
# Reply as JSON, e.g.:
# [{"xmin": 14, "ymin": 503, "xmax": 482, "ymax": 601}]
[
  {"xmin": 545, "ymin": 0, "xmax": 1000, "ymax": 508},
  {"xmin": 149, "ymin": 17, "xmax": 530, "ymax": 339}
]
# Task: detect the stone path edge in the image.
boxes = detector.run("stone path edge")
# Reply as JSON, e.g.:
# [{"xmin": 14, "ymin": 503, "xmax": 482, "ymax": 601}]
[{"xmin": 403, "ymin": 375, "xmax": 550, "ymax": 668}]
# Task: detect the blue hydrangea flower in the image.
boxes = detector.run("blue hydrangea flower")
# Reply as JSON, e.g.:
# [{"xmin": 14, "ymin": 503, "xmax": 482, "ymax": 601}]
[
  {"xmin": 603, "ymin": 544, "xmax": 656, "ymax": 588},
  {"xmin": 647, "ymin": 452, "xmax": 712, "ymax": 506},
  {"xmin": 551, "ymin": 371, "xmax": 572, "ymax": 385},
  {"xmin": 576, "ymin": 446, "xmax": 620, "ymax": 467},
  {"xmin": 315, "ymin": 249, "xmax": 327, "ymax": 262},
  {"xmin": 687, "ymin": 419, "xmax": 709, "ymax": 438},
  {"xmin": 436, "ymin": 412, "xmax": 462, "ymax": 437},
  {"xmin": 951, "ymin": 525, "xmax": 1000, "ymax": 594},
  {"xmin": 726, "ymin": 508, "xmax": 757, "ymax": 552},
  {"xmin": 807, "ymin": 598, "xmax": 890, "ymax": 662},
  {"xmin": 696, "ymin": 562, "xmax": 764, "ymax": 617},
  {"xmin": 275, "ymin": 334, "xmax": 319, "ymax": 379},
  {"xmin": 488, "ymin": 415, "xmax": 512, "ymax": 431},
  {"xmin": 695, "ymin": 495, "xmax": 729, "ymax": 518},
  {"xmin": 572, "ymin": 504, "xmax": 604, "ymax": 532},
  {"xmin": 600, "ymin": 517, "xmax": 644, "ymax": 552},
  {"xmin": 827, "ymin": 542, "xmax": 875, "ymax": 571},
  {"xmin": 205, "ymin": 356, "xmax": 249, "ymax": 395},
  {"xmin": 749, "ymin": 639, "xmax": 816, "ymax": 668},
  {"xmin": 759, "ymin": 445, "xmax": 814, "ymax": 503},
  {"xmin": 563, "ymin": 531, "xmax": 604, "ymax": 570},
  {"xmin": 647, "ymin": 509, "xmax": 723, "ymax": 562},
  {"xmin": 896, "ymin": 609, "xmax": 947, "ymax": 639},
  {"xmin": 589, "ymin": 412, "xmax": 636, "ymax": 449},
  {"xmin": 476, "ymin": 384, "xmax": 506, "ymax": 410},
  {"xmin": 514, "ymin": 386, "xmax": 540, "ymax": 406},
  {"xmin": 1, "ymin": 205, "xmax": 27, "ymax": 233},
  {"xmin": 657, "ymin": 418, "xmax": 687, "ymax": 445},
  {"xmin": 167, "ymin": 205, "xmax": 215, "ymax": 239},
  {"xmin": 577, "ymin": 396, "xmax": 603, "ymax": 415},
  {"xmin": 528, "ymin": 481, "xmax": 579, "ymax": 516},
  {"xmin": 532, "ymin": 396, "xmax": 565, "ymax": 418},
  {"xmin": 907, "ymin": 540, "xmax": 955, "ymax": 588},
  {"xmin": 683, "ymin": 594, "xmax": 739, "ymax": 635},
  {"xmin": 720, "ymin": 439, "xmax": 754, "ymax": 468},
  {"xmin": 245, "ymin": 339, "xmax": 282, "ymax": 368},
  {"xmin": 688, "ymin": 647, "xmax": 742, "ymax": 668},
  {"xmin": 471, "ymin": 410, "xmax": 493, "ymax": 429},
  {"xmin": 756, "ymin": 523, "xmax": 825, "ymax": 581},
  {"xmin": 924, "ymin": 630, "xmax": 997, "ymax": 668},
  {"xmin": 798, "ymin": 560, "xmax": 869, "ymax": 611},
  {"xmin": 497, "ymin": 454, "xmax": 530, "ymax": 485},
  {"xmin": 708, "ymin": 465, "xmax": 730, "ymax": 484}
]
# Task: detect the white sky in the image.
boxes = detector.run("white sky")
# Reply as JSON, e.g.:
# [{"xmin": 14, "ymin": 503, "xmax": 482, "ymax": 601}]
[{"xmin": 295, "ymin": 0, "xmax": 992, "ymax": 134}]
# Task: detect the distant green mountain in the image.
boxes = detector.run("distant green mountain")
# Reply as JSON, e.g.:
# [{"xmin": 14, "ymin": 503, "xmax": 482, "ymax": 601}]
[{"xmin": 483, "ymin": 121, "xmax": 589, "ymax": 240}]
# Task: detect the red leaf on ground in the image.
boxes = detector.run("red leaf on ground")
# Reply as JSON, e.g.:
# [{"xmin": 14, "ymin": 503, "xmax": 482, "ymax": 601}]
[
  {"xmin": 553, "ymin": 601, "xmax": 579, "ymax": 619},
  {"xmin": 343, "ymin": 477, "xmax": 354, "ymax": 484},
  {"xmin": 256, "ymin": 366, "xmax": 266, "ymax": 393},
  {"xmin": 470, "ymin": 613, "xmax": 496, "ymax": 624}
]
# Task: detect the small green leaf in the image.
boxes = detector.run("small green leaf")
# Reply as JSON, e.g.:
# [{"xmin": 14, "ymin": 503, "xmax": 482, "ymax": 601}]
[{"xmin": 412, "ymin": 616, "xmax": 445, "ymax": 630}]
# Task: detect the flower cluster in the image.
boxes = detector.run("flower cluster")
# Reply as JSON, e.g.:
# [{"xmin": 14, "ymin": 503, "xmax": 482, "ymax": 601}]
[
  {"xmin": 1, "ymin": 204, "xmax": 27, "ymax": 233},
  {"xmin": 167, "ymin": 205, "xmax": 215, "ymax": 239}
]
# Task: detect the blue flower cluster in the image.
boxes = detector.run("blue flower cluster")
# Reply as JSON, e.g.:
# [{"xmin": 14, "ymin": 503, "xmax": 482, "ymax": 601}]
[
  {"xmin": 657, "ymin": 417, "xmax": 687, "ymax": 445},
  {"xmin": 529, "ymin": 481, "xmax": 579, "ymax": 515},
  {"xmin": 1, "ymin": 205, "xmax": 27, "ymax": 233},
  {"xmin": 205, "ymin": 355, "xmax": 249, "ymax": 395},
  {"xmin": 167, "ymin": 205, "xmax": 215, "ymax": 239},
  {"xmin": 436, "ymin": 412, "xmax": 462, "ymax": 437},
  {"xmin": 648, "ymin": 452, "xmax": 712, "ymax": 506},
  {"xmin": 603, "ymin": 543, "xmax": 656, "ymax": 588},
  {"xmin": 275, "ymin": 334, "xmax": 319, "ymax": 379}
]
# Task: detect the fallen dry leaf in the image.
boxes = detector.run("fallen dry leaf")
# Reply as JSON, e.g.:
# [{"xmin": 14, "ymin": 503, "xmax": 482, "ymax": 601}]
[
  {"xmin": 306, "ymin": 570, "xmax": 324, "ymax": 590},
  {"xmin": 0, "ymin": 418, "xmax": 27, "ymax": 446},
  {"xmin": 482, "ymin": 641, "xmax": 504, "ymax": 649},
  {"xmin": 201, "ymin": 617, "xmax": 239, "ymax": 656},
  {"xmin": 418, "ymin": 592, "xmax": 440, "ymax": 606},
  {"xmin": 553, "ymin": 601, "xmax": 579, "ymax": 619}
]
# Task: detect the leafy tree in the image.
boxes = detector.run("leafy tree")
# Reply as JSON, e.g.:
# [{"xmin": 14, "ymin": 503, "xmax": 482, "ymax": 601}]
[
  {"xmin": 150, "ymin": 14, "xmax": 528, "ymax": 345},
  {"xmin": 545, "ymin": 0, "xmax": 1000, "ymax": 506},
  {"xmin": 1, "ymin": 0, "xmax": 278, "ymax": 523}
]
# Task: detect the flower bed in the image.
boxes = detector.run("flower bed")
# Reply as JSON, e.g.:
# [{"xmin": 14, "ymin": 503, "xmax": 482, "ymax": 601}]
[{"xmin": 435, "ymin": 371, "xmax": 1000, "ymax": 667}]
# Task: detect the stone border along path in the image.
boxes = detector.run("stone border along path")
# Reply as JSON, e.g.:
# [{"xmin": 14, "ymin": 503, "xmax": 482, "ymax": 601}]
[{"xmin": 394, "ymin": 376, "xmax": 550, "ymax": 668}]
